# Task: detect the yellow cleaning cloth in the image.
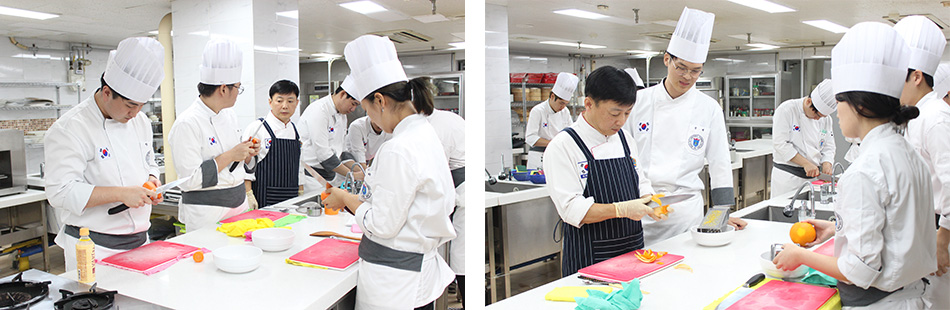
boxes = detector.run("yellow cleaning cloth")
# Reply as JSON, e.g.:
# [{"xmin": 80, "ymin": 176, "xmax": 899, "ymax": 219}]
[
  {"xmin": 285, "ymin": 258, "xmax": 328, "ymax": 270},
  {"xmin": 216, "ymin": 218, "xmax": 276, "ymax": 237},
  {"xmin": 544, "ymin": 286, "xmax": 613, "ymax": 302}
]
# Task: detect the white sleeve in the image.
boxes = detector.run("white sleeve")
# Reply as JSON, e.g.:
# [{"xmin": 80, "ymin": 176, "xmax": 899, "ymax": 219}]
[
  {"xmin": 706, "ymin": 108, "xmax": 735, "ymax": 206},
  {"xmin": 242, "ymin": 120, "xmax": 268, "ymax": 181},
  {"xmin": 525, "ymin": 104, "xmax": 542, "ymax": 147},
  {"xmin": 835, "ymin": 169, "xmax": 886, "ymax": 289},
  {"xmin": 345, "ymin": 120, "xmax": 367, "ymax": 164},
  {"xmin": 354, "ymin": 151, "xmax": 416, "ymax": 239},
  {"xmin": 169, "ymin": 121, "xmax": 215, "ymax": 191},
  {"xmin": 308, "ymin": 109, "xmax": 339, "ymax": 167},
  {"xmin": 924, "ymin": 121, "xmax": 950, "ymax": 230},
  {"xmin": 44, "ymin": 125, "xmax": 95, "ymax": 216},
  {"xmin": 543, "ymin": 133, "xmax": 595, "ymax": 228},
  {"xmin": 820, "ymin": 119, "xmax": 836, "ymax": 164},
  {"xmin": 772, "ymin": 105, "xmax": 798, "ymax": 163}
]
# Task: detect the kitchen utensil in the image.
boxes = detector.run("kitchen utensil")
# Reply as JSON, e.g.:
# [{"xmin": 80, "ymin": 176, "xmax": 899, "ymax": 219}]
[
  {"xmin": 723, "ymin": 279, "xmax": 837, "ymax": 310},
  {"xmin": 715, "ymin": 273, "xmax": 765, "ymax": 310},
  {"xmin": 759, "ymin": 251, "xmax": 808, "ymax": 279},
  {"xmin": 99, "ymin": 241, "xmax": 204, "ymax": 275},
  {"xmin": 310, "ymin": 231, "xmax": 361, "ymax": 241},
  {"xmin": 301, "ymin": 160, "xmax": 329, "ymax": 188},
  {"xmin": 252, "ymin": 228, "xmax": 295, "ymax": 252},
  {"xmin": 690, "ymin": 224, "xmax": 737, "ymax": 246},
  {"xmin": 578, "ymin": 249, "xmax": 684, "ymax": 283},
  {"xmin": 286, "ymin": 238, "xmax": 360, "ymax": 270},
  {"xmin": 213, "ymin": 245, "xmax": 262, "ymax": 273},
  {"xmin": 698, "ymin": 206, "xmax": 731, "ymax": 233},
  {"xmin": 646, "ymin": 193, "xmax": 693, "ymax": 208},
  {"xmin": 107, "ymin": 176, "xmax": 192, "ymax": 215}
]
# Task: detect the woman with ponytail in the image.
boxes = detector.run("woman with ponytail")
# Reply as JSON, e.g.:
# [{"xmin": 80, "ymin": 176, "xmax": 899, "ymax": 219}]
[
  {"xmin": 773, "ymin": 22, "xmax": 937, "ymax": 309},
  {"xmin": 321, "ymin": 35, "xmax": 456, "ymax": 310}
]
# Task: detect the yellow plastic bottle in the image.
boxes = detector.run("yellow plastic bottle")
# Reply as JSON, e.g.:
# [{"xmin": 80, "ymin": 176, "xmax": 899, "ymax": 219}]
[{"xmin": 76, "ymin": 227, "xmax": 95, "ymax": 284}]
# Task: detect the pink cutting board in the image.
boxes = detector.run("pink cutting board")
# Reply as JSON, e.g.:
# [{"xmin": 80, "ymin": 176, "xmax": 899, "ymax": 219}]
[
  {"xmin": 812, "ymin": 238, "xmax": 835, "ymax": 256},
  {"xmin": 219, "ymin": 209, "xmax": 289, "ymax": 224},
  {"xmin": 100, "ymin": 241, "xmax": 202, "ymax": 274},
  {"xmin": 288, "ymin": 239, "xmax": 360, "ymax": 270},
  {"xmin": 725, "ymin": 280, "xmax": 837, "ymax": 310},
  {"xmin": 578, "ymin": 249, "xmax": 684, "ymax": 282}
]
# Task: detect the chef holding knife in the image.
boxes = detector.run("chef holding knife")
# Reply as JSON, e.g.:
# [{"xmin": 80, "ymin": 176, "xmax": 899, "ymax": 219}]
[
  {"xmin": 242, "ymin": 79, "xmax": 305, "ymax": 207},
  {"xmin": 169, "ymin": 39, "xmax": 260, "ymax": 232},
  {"xmin": 45, "ymin": 37, "xmax": 165, "ymax": 270},
  {"xmin": 770, "ymin": 79, "xmax": 837, "ymax": 195},
  {"xmin": 524, "ymin": 72, "xmax": 578, "ymax": 170}
]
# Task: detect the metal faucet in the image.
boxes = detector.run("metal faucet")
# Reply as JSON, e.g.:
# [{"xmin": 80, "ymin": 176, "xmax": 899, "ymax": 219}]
[
  {"xmin": 831, "ymin": 162, "xmax": 845, "ymax": 194},
  {"xmin": 343, "ymin": 163, "xmax": 366, "ymax": 194},
  {"xmin": 498, "ymin": 154, "xmax": 510, "ymax": 180},
  {"xmin": 486, "ymin": 169, "xmax": 497, "ymax": 185},
  {"xmin": 784, "ymin": 181, "xmax": 816, "ymax": 220}
]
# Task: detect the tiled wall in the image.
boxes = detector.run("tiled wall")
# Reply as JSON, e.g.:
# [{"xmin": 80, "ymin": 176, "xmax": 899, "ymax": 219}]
[
  {"xmin": 0, "ymin": 118, "xmax": 56, "ymax": 132},
  {"xmin": 485, "ymin": 4, "xmax": 512, "ymax": 173}
]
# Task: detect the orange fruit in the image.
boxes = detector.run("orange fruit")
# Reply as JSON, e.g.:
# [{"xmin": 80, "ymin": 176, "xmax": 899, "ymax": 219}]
[
  {"xmin": 251, "ymin": 138, "xmax": 259, "ymax": 144},
  {"xmin": 790, "ymin": 222, "xmax": 817, "ymax": 246},
  {"xmin": 142, "ymin": 182, "xmax": 162, "ymax": 200},
  {"xmin": 193, "ymin": 251, "xmax": 204, "ymax": 263}
]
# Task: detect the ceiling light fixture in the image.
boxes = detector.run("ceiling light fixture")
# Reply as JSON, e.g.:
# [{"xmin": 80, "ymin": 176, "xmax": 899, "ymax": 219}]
[
  {"xmin": 553, "ymin": 9, "xmax": 608, "ymax": 20},
  {"xmin": 540, "ymin": 40, "xmax": 606, "ymax": 49},
  {"xmin": 449, "ymin": 42, "xmax": 465, "ymax": 49},
  {"xmin": 746, "ymin": 43, "xmax": 779, "ymax": 50},
  {"xmin": 0, "ymin": 5, "xmax": 59, "ymax": 20},
  {"xmin": 727, "ymin": 0, "xmax": 795, "ymax": 13},
  {"xmin": 802, "ymin": 20, "xmax": 849, "ymax": 34},
  {"xmin": 339, "ymin": 1, "xmax": 388, "ymax": 15},
  {"xmin": 311, "ymin": 53, "xmax": 341, "ymax": 58},
  {"xmin": 277, "ymin": 10, "xmax": 298, "ymax": 19}
]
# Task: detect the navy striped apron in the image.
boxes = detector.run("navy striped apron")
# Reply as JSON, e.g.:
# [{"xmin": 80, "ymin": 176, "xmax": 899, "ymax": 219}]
[
  {"xmin": 251, "ymin": 119, "xmax": 301, "ymax": 207},
  {"xmin": 561, "ymin": 127, "xmax": 644, "ymax": 276}
]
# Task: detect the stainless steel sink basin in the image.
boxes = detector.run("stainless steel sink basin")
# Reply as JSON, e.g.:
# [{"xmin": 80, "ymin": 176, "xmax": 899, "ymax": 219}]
[
  {"xmin": 485, "ymin": 182, "xmax": 541, "ymax": 193},
  {"xmin": 741, "ymin": 206, "xmax": 835, "ymax": 223}
]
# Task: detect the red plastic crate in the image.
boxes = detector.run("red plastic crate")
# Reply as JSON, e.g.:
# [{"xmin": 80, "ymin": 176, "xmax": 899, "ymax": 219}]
[
  {"xmin": 510, "ymin": 73, "xmax": 527, "ymax": 83},
  {"xmin": 541, "ymin": 73, "xmax": 558, "ymax": 84},
  {"xmin": 525, "ymin": 73, "xmax": 544, "ymax": 83}
]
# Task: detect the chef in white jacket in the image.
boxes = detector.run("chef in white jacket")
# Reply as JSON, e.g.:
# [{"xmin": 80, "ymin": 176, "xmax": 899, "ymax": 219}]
[
  {"xmin": 893, "ymin": 15, "xmax": 950, "ymax": 309},
  {"xmin": 169, "ymin": 39, "xmax": 259, "ymax": 232},
  {"xmin": 425, "ymin": 108, "xmax": 466, "ymax": 304},
  {"xmin": 622, "ymin": 7, "xmax": 745, "ymax": 246},
  {"xmin": 299, "ymin": 80, "xmax": 361, "ymax": 191},
  {"xmin": 770, "ymin": 79, "xmax": 837, "ymax": 195},
  {"xmin": 625, "ymin": 68, "xmax": 646, "ymax": 90},
  {"xmin": 773, "ymin": 22, "xmax": 936, "ymax": 309},
  {"xmin": 242, "ymin": 80, "xmax": 305, "ymax": 207},
  {"xmin": 525, "ymin": 72, "xmax": 578, "ymax": 169},
  {"xmin": 321, "ymin": 35, "xmax": 456, "ymax": 310},
  {"xmin": 45, "ymin": 37, "xmax": 165, "ymax": 270},
  {"xmin": 344, "ymin": 115, "xmax": 391, "ymax": 167}
]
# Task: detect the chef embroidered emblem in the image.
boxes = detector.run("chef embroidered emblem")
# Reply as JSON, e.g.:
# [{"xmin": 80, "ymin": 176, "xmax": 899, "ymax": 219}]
[
  {"xmin": 264, "ymin": 138, "xmax": 272, "ymax": 149},
  {"xmin": 638, "ymin": 122, "xmax": 650, "ymax": 132},
  {"xmin": 631, "ymin": 156, "xmax": 637, "ymax": 168},
  {"xmin": 328, "ymin": 126, "xmax": 335, "ymax": 133},
  {"xmin": 359, "ymin": 183, "xmax": 372, "ymax": 201},
  {"xmin": 578, "ymin": 161, "xmax": 589, "ymax": 179},
  {"xmin": 819, "ymin": 139, "xmax": 824, "ymax": 147},
  {"xmin": 793, "ymin": 125, "xmax": 800, "ymax": 131},
  {"xmin": 834, "ymin": 211, "xmax": 843, "ymax": 232},
  {"xmin": 208, "ymin": 136, "xmax": 217, "ymax": 145},
  {"xmin": 543, "ymin": 122, "xmax": 548, "ymax": 128},
  {"xmin": 688, "ymin": 134, "xmax": 705, "ymax": 150},
  {"xmin": 99, "ymin": 148, "xmax": 110, "ymax": 159}
]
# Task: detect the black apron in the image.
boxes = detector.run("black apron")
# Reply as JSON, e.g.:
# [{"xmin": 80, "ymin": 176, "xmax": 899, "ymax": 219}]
[
  {"xmin": 560, "ymin": 128, "xmax": 644, "ymax": 276},
  {"xmin": 251, "ymin": 119, "xmax": 301, "ymax": 207}
]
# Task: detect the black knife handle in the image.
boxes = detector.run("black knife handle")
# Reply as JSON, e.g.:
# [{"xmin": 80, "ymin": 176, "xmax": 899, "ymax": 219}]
[
  {"xmin": 107, "ymin": 204, "xmax": 129, "ymax": 215},
  {"xmin": 745, "ymin": 273, "xmax": 766, "ymax": 288}
]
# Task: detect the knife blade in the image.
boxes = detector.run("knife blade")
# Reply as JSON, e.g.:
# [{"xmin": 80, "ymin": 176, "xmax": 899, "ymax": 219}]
[
  {"xmin": 647, "ymin": 193, "xmax": 693, "ymax": 208},
  {"xmin": 107, "ymin": 176, "xmax": 192, "ymax": 215},
  {"xmin": 715, "ymin": 273, "xmax": 766, "ymax": 310},
  {"xmin": 301, "ymin": 159, "xmax": 329, "ymax": 189},
  {"xmin": 816, "ymin": 173, "xmax": 834, "ymax": 182}
]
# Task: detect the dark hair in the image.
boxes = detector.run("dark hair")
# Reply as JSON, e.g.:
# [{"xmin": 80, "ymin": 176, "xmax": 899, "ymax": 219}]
[
  {"xmin": 549, "ymin": 93, "xmax": 565, "ymax": 101},
  {"xmin": 835, "ymin": 91, "xmax": 920, "ymax": 125},
  {"xmin": 366, "ymin": 77, "xmax": 435, "ymax": 115},
  {"xmin": 334, "ymin": 86, "xmax": 355, "ymax": 100},
  {"xmin": 667, "ymin": 52, "xmax": 679, "ymax": 61},
  {"xmin": 197, "ymin": 83, "xmax": 238, "ymax": 97},
  {"xmin": 99, "ymin": 73, "xmax": 130, "ymax": 100},
  {"xmin": 585, "ymin": 66, "xmax": 637, "ymax": 106},
  {"xmin": 906, "ymin": 69, "xmax": 935, "ymax": 89},
  {"xmin": 269, "ymin": 80, "xmax": 299, "ymax": 98}
]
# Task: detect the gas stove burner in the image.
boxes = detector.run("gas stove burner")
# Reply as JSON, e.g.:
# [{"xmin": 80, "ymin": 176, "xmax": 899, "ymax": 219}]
[
  {"xmin": 0, "ymin": 272, "xmax": 51, "ymax": 310},
  {"xmin": 54, "ymin": 284, "xmax": 116, "ymax": 310}
]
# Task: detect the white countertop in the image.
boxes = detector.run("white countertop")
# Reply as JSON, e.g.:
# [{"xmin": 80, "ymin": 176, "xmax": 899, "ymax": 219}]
[
  {"xmin": 484, "ymin": 180, "xmax": 550, "ymax": 208},
  {"xmin": 487, "ymin": 219, "xmax": 808, "ymax": 309},
  {"xmin": 0, "ymin": 189, "xmax": 46, "ymax": 209},
  {"xmin": 61, "ymin": 198, "xmax": 361, "ymax": 310}
]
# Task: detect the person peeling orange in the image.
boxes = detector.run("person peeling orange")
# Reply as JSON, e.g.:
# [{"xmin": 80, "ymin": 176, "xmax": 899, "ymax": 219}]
[
  {"xmin": 142, "ymin": 182, "xmax": 162, "ymax": 200},
  {"xmin": 790, "ymin": 222, "xmax": 817, "ymax": 247}
]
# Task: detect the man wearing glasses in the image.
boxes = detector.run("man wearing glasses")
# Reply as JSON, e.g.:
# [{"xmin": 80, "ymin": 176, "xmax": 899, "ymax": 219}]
[
  {"xmin": 623, "ymin": 7, "xmax": 746, "ymax": 246},
  {"xmin": 770, "ymin": 79, "xmax": 836, "ymax": 195},
  {"xmin": 299, "ymin": 76, "xmax": 363, "ymax": 192},
  {"xmin": 169, "ymin": 39, "xmax": 260, "ymax": 231}
]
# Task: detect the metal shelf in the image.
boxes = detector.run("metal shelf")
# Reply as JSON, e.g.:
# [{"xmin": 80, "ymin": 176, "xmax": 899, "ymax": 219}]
[
  {"xmin": 0, "ymin": 82, "xmax": 79, "ymax": 88},
  {"xmin": 0, "ymin": 105, "xmax": 72, "ymax": 111}
]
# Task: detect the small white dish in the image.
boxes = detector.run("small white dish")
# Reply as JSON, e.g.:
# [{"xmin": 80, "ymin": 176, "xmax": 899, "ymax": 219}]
[{"xmin": 690, "ymin": 225, "xmax": 736, "ymax": 247}]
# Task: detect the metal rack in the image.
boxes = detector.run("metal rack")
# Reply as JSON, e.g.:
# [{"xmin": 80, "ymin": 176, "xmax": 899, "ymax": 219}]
[
  {"xmin": 725, "ymin": 74, "xmax": 781, "ymax": 141},
  {"xmin": 0, "ymin": 82, "xmax": 81, "ymax": 118}
]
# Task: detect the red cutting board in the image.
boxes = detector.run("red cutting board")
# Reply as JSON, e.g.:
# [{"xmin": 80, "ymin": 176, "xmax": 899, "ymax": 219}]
[
  {"xmin": 288, "ymin": 239, "xmax": 360, "ymax": 270},
  {"xmin": 578, "ymin": 249, "xmax": 684, "ymax": 282},
  {"xmin": 100, "ymin": 241, "xmax": 201, "ymax": 274},
  {"xmin": 725, "ymin": 280, "xmax": 837, "ymax": 310},
  {"xmin": 219, "ymin": 209, "xmax": 289, "ymax": 224},
  {"xmin": 812, "ymin": 238, "xmax": 835, "ymax": 256}
]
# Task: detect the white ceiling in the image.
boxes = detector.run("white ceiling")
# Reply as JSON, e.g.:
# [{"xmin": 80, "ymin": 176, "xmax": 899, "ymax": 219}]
[{"xmin": 492, "ymin": 0, "xmax": 950, "ymax": 57}]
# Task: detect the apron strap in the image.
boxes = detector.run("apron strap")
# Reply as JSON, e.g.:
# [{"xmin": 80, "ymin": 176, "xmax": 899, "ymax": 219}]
[
  {"xmin": 529, "ymin": 146, "xmax": 546, "ymax": 152},
  {"xmin": 181, "ymin": 183, "xmax": 246, "ymax": 208},
  {"xmin": 563, "ymin": 128, "xmax": 595, "ymax": 162},
  {"xmin": 773, "ymin": 162, "xmax": 809, "ymax": 179},
  {"xmin": 837, "ymin": 280, "xmax": 898, "ymax": 307},
  {"xmin": 617, "ymin": 129, "xmax": 631, "ymax": 157},
  {"xmin": 358, "ymin": 237, "xmax": 423, "ymax": 272},
  {"xmin": 260, "ymin": 118, "xmax": 278, "ymax": 140},
  {"xmin": 64, "ymin": 225, "xmax": 147, "ymax": 250},
  {"xmin": 450, "ymin": 167, "xmax": 465, "ymax": 188}
]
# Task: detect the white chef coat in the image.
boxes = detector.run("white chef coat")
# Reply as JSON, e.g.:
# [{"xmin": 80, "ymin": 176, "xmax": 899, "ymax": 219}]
[
  {"xmin": 545, "ymin": 113, "xmax": 652, "ymax": 228},
  {"xmin": 623, "ymin": 80, "xmax": 733, "ymax": 245},
  {"xmin": 344, "ymin": 116, "xmax": 391, "ymax": 165},
  {"xmin": 299, "ymin": 96, "xmax": 348, "ymax": 190},
  {"xmin": 168, "ymin": 98, "xmax": 248, "ymax": 231},
  {"xmin": 771, "ymin": 98, "xmax": 836, "ymax": 194},
  {"xmin": 45, "ymin": 95, "xmax": 158, "ymax": 269},
  {"xmin": 525, "ymin": 100, "xmax": 572, "ymax": 169},
  {"xmin": 425, "ymin": 109, "xmax": 466, "ymax": 274},
  {"xmin": 354, "ymin": 114, "xmax": 456, "ymax": 309},
  {"xmin": 241, "ymin": 111, "xmax": 304, "ymax": 184},
  {"xmin": 834, "ymin": 123, "xmax": 935, "ymax": 298}
]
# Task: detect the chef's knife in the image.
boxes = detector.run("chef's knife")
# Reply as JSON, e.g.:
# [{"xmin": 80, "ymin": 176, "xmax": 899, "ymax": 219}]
[
  {"xmin": 107, "ymin": 176, "xmax": 192, "ymax": 215},
  {"xmin": 816, "ymin": 173, "xmax": 834, "ymax": 182},
  {"xmin": 647, "ymin": 193, "xmax": 693, "ymax": 208},
  {"xmin": 301, "ymin": 160, "xmax": 329, "ymax": 188},
  {"xmin": 715, "ymin": 273, "xmax": 766, "ymax": 310}
]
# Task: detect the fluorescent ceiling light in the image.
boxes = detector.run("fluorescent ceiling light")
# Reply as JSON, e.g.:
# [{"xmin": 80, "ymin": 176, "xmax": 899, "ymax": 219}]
[
  {"xmin": 0, "ymin": 6, "xmax": 59, "ymax": 20},
  {"xmin": 553, "ymin": 9, "xmax": 608, "ymax": 20},
  {"xmin": 626, "ymin": 50, "xmax": 654, "ymax": 54},
  {"xmin": 802, "ymin": 20, "xmax": 849, "ymax": 34},
  {"xmin": 746, "ymin": 43, "xmax": 779, "ymax": 50},
  {"xmin": 727, "ymin": 0, "xmax": 795, "ymax": 13},
  {"xmin": 277, "ymin": 10, "xmax": 298, "ymax": 19},
  {"xmin": 310, "ymin": 53, "xmax": 341, "ymax": 58},
  {"xmin": 540, "ymin": 40, "xmax": 605, "ymax": 49},
  {"xmin": 149, "ymin": 30, "xmax": 158, "ymax": 35},
  {"xmin": 449, "ymin": 42, "xmax": 465, "ymax": 49},
  {"xmin": 713, "ymin": 57, "xmax": 746, "ymax": 63},
  {"xmin": 339, "ymin": 1, "xmax": 387, "ymax": 15}
]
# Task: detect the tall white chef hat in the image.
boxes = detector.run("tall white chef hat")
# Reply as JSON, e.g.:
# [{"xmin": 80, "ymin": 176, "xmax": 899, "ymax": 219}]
[
  {"xmin": 932, "ymin": 63, "xmax": 950, "ymax": 97},
  {"xmin": 893, "ymin": 15, "xmax": 946, "ymax": 76},
  {"xmin": 551, "ymin": 72, "xmax": 579, "ymax": 100},
  {"xmin": 810, "ymin": 79, "xmax": 836, "ymax": 115},
  {"xmin": 343, "ymin": 35, "xmax": 408, "ymax": 101},
  {"xmin": 832, "ymin": 22, "xmax": 910, "ymax": 99},
  {"xmin": 667, "ymin": 7, "xmax": 715, "ymax": 64},
  {"xmin": 624, "ymin": 68, "xmax": 645, "ymax": 88},
  {"xmin": 199, "ymin": 39, "xmax": 243, "ymax": 85},
  {"xmin": 102, "ymin": 37, "xmax": 165, "ymax": 103},
  {"xmin": 340, "ymin": 75, "xmax": 356, "ymax": 97}
]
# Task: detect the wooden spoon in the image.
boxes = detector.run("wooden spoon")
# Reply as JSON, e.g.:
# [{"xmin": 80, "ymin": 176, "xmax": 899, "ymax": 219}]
[{"xmin": 310, "ymin": 231, "xmax": 361, "ymax": 241}]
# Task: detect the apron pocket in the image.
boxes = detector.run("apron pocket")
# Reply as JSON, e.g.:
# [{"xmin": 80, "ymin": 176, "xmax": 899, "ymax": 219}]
[{"xmin": 591, "ymin": 234, "xmax": 640, "ymax": 263}]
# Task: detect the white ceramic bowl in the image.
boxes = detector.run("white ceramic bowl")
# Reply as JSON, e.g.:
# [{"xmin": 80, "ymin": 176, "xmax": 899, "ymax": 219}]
[
  {"xmin": 213, "ymin": 245, "xmax": 262, "ymax": 273},
  {"xmin": 689, "ymin": 225, "xmax": 736, "ymax": 246},
  {"xmin": 758, "ymin": 252, "xmax": 808, "ymax": 278},
  {"xmin": 252, "ymin": 228, "xmax": 295, "ymax": 252}
]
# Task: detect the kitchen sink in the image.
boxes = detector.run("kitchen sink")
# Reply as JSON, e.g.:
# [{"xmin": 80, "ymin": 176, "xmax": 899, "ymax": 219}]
[
  {"xmin": 741, "ymin": 206, "xmax": 835, "ymax": 223},
  {"xmin": 485, "ymin": 182, "xmax": 541, "ymax": 193}
]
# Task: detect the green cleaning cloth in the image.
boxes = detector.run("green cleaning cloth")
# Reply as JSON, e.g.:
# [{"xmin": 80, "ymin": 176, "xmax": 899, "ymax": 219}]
[
  {"xmin": 802, "ymin": 267, "xmax": 837, "ymax": 286},
  {"xmin": 574, "ymin": 279, "xmax": 643, "ymax": 310},
  {"xmin": 273, "ymin": 214, "xmax": 307, "ymax": 227}
]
